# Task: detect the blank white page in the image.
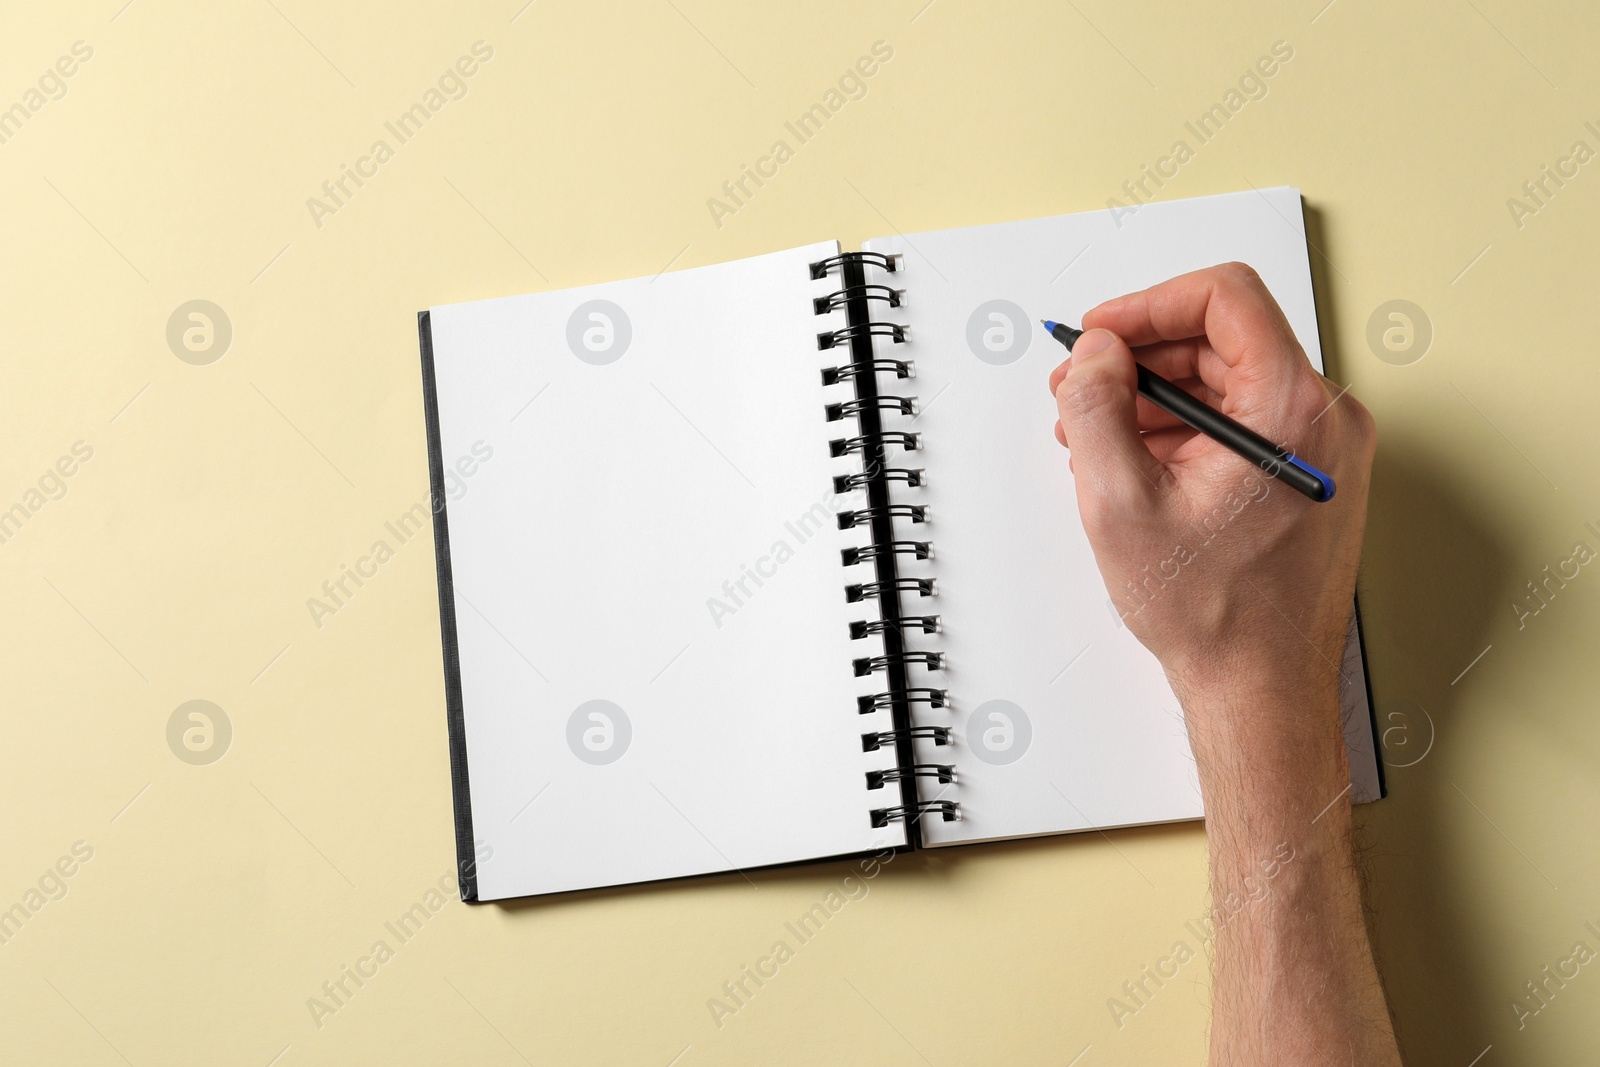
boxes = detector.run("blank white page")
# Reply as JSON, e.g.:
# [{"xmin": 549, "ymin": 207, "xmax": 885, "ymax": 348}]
[
  {"xmin": 863, "ymin": 188, "xmax": 1381, "ymax": 847},
  {"xmin": 427, "ymin": 242, "xmax": 905, "ymax": 899}
]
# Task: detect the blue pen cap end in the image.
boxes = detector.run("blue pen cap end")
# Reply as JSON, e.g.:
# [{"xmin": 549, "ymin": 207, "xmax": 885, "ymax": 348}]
[{"xmin": 1286, "ymin": 455, "xmax": 1336, "ymax": 502}]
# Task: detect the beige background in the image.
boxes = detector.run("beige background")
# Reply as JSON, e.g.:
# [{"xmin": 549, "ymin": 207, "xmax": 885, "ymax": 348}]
[{"xmin": 2, "ymin": 0, "xmax": 1597, "ymax": 1063}]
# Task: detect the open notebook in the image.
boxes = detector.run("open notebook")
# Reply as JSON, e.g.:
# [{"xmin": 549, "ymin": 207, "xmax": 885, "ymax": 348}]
[{"xmin": 418, "ymin": 186, "xmax": 1383, "ymax": 902}]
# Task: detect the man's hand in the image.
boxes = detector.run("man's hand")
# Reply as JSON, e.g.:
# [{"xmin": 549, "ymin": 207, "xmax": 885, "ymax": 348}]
[
  {"xmin": 1049, "ymin": 263, "xmax": 1401, "ymax": 1065},
  {"xmin": 1049, "ymin": 261, "xmax": 1372, "ymax": 703}
]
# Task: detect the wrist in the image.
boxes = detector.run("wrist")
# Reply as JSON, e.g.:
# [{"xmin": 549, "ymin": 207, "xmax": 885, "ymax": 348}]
[
  {"xmin": 1167, "ymin": 634, "xmax": 1344, "ymax": 709},
  {"xmin": 1171, "ymin": 645, "xmax": 1344, "ymax": 747},
  {"xmin": 1173, "ymin": 665, "xmax": 1353, "ymax": 832}
]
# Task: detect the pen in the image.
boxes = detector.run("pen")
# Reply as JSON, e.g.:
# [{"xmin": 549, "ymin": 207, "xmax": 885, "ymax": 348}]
[{"xmin": 1041, "ymin": 320, "xmax": 1335, "ymax": 503}]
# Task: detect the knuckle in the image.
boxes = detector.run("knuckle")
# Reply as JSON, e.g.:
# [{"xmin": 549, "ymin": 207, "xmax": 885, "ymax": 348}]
[
  {"xmin": 1347, "ymin": 396, "xmax": 1377, "ymax": 450},
  {"xmin": 1081, "ymin": 466, "xmax": 1150, "ymax": 528},
  {"xmin": 1218, "ymin": 261, "xmax": 1263, "ymax": 289},
  {"xmin": 1078, "ymin": 484, "xmax": 1124, "ymax": 534},
  {"xmin": 1293, "ymin": 375, "xmax": 1332, "ymax": 412},
  {"xmin": 1060, "ymin": 371, "xmax": 1115, "ymax": 418},
  {"xmin": 1059, "ymin": 360, "xmax": 1133, "ymax": 421}
]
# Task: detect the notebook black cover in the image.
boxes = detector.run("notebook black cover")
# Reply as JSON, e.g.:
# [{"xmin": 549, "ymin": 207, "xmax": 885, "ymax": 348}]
[{"xmin": 418, "ymin": 310, "xmax": 481, "ymax": 902}]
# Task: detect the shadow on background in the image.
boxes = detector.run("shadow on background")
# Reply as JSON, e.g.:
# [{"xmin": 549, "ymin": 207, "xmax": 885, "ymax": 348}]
[
  {"xmin": 1359, "ymin": 440, "xmax": 1515, "ymax": 1066},
  {"xmin": 490, "ymin": 818, "xmax": 1194, "ymax": 917},
  {"xmin": 1309, "ymin": 202, "xmax": 1518, "ymax": 1066}
]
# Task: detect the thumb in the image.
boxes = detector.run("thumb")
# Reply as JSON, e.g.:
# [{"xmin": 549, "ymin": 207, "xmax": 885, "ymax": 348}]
[{"xmin": 1054, "ymin": 328, "xmax": 1166, "ymax": 502}]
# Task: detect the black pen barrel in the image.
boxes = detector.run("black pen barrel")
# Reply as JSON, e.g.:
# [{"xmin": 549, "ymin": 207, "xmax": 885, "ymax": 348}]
[
  {"xmin": 1047, "ymin": 321, "xmax": 1327, "ymax": 501},
  {"xmin": 1134, "ymin": 366, "xmax": 1324, "ymax": 500}
]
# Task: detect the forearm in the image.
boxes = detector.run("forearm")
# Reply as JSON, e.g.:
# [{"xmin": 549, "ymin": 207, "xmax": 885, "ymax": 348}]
[
  {"xmin": 1180, "ymin": 675, "xmax": 1402, "ymax": 1066},
  {"xmin": 1051, "ymin": 264, "xmax": 1395, "ymax": 1063}
]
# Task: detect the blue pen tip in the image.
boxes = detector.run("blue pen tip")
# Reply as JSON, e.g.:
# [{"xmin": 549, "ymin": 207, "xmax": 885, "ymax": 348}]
[
  {"xmin": 1041, "ymin": 320, "xmax": 1058, "ymax": 333},
  {"xmin": 1286, "ymin": 455, "xmax": 1337, "ymax": 503}
]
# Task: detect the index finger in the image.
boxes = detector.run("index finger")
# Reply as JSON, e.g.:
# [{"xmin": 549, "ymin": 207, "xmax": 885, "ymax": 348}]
[{"xmin": 1080, "ymin": 262, "xmax": 1306, "ymax": 372}]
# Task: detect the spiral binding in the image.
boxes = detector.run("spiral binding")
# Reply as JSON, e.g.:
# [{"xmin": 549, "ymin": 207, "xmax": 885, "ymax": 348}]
[
  {"xmin": 850, "ymin": 615, "xmax": 939, "ymax": 638},
  {"xmin": 830, "ymin": 431, "xmax": 919, "ymax": 457},
  {"xmin": 821, "ymin": 359, "xmax": 913, "ymax": 385},
  {"xmin": 846, "ymin": 577, "xmax": 934, "ymax": 603},
  {"xmin": 870, "ymin": 801, "xmax": 959, "ymax": 828},
  {"xmin": 817, "ymin": 323, "xmax": 906, "ymax": 350},
  {"xmin": 841, "ymin": 542, "xmax": 931, "ymax": 566},
  {"xmin": 809, "ymin": 251, "xmax": 898, "ymax": 279},
  {"xmin": 813, "ymin": 284, "xmax": 903, "ymax": 315},
  {"xmin": 857, "ymin": 688, "xmax": 946, "ymax": 714},
  {"xmin": 866, "ymin": 765, "xmax": 956, "ymax": 789},
  {"xmin": 861, "ymin": 725, "xmax": 950, "ymax": 750},
  {"xmin": 825, "ymin": 396, "xmax": 916, "ymax": 422},
  {"xmin": 834, "ymin": 468, "xmax": 922, "ymax": 493},
  {"xmin": 854, "ymin": 651, "xmax": 943, "ymax": 677},
  {"xmin": 813, "ymin": 250, "xmax": 958, "ymax": 838},
  {"xmin": 836, "ymin": 504, "xmax": 925, "ymax": 530}
]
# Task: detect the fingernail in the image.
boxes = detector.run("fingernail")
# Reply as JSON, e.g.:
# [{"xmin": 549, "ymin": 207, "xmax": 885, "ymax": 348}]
[{"xmin": 1071, "ymin": 329, "xmax": 1116, "ymax": 358}]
